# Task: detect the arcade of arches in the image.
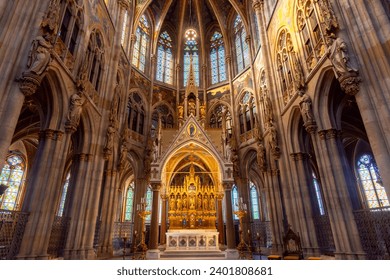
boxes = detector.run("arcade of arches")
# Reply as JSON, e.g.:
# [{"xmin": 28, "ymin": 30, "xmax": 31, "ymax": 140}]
[{"xmin": 0, "ymin": 0, "xmax": 389, "ymax": 260}]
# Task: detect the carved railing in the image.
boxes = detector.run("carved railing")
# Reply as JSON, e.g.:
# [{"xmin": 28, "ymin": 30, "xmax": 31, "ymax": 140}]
[
  {"xmin": 47, "ymin": 216, "xmax": 70, "ymax": 258},
  {"xmin": 112, "ymin": 222, "xmax": 134, "ymax": 252},
  {"xmin": 313, "ymin": 214, "xmax": 335, "ymax": 256},
  {"xmin": 354, "ymin": 207, "xmax": 390, "ymax": 260},
  {"xmin": 250, "ymin": 221, "xmax": 272, "ymax": 249},
  {"xmin": 0, "ymin": 210, "xmax": 29, "ymax": 259}
]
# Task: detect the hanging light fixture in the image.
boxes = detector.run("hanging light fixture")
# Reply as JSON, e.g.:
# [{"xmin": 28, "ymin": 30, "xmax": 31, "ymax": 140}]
[{"xmin": 184, "ymin": 0, "xmax": 197, "ymax": 41}]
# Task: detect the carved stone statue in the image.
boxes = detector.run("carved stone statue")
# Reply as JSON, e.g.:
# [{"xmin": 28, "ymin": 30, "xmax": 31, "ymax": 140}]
[
  {"xmin": 256, "ymin": 142, "xmax": 266, "ymax": 171},
  {"xmin": 104, "ymin": 125, "xmax": 116, "ymax": 153},
  {"xmin": 293, "ymin": 54, "xmax": 305, "ymax": 90},
  {"xmin": 199, "ymin": 105, "xmax": 206, "ymax": 119},
  {"xmin": 299, "ymin": 92, "xmax": 315, "ymax": 124},
  {"xmin": 178, "ymin": 105, "xmax": 184, "ymax": 119},
  {"xmin": 326, "ymin": 37, "xmax": 357, "ymax": 79},
  {"xmin": 152, "ymin": 139, "xmax": 158, "ymax": 163},
  {"xmin": 225, "ymin": 141, "xmax": 232, "ymax": 162},
  {"xmin": 263, "ymin": 88, "xmax": 273, "ymax": 124},
  {"xmin": 26, "ymin": 34, "xmax": 52, "ymax": 76},
  {"xmin": 66, "ymin": 93, "xmax": 85, "ymax": 128},
  {"xmin": 118, "ymin": 143, "xmax": 128, "ymax": 170}
]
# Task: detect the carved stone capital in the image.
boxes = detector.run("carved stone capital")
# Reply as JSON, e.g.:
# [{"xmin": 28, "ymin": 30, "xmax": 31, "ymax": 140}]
[
  {"xmin": 151, "ymin": 183, "xmax": 161, "ymax": 192},
  {"xmin": 118, "ymin": 0, "xmax": 130, "ymax": 9},
  {"xmin": 39, "ymin": 129, "xmax": 63, "ymax": 141},
  {"xmin": 338, "ymin": 72, "xmax": 361, "ymax": 96},
  {"xmin": 290, "ymin": 152, "xmax": 309, "ymax": 162},
  {"xmin": 18, "ymin": 73, "xmax": 43, "ymax": 97}
]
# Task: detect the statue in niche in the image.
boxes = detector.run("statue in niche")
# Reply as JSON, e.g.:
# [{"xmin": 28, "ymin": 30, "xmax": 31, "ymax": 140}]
[
  {"xmin": 199, "ymin": 105, "xmax": 206, "ymax": 119},
  {"xmin": 25, "ymin": 34, "xmax": 52, "ymax": 76},
  {"xmin": 209, "ymin": 196, "xmax": 215, "ymax": 211},
  {"xmin": 326, "ymin": 37, "xmax": 358, "ymax": 79},
  {"xmin": 188, "ymin": 98, "xmax": 196, "ymax": 116},
  {"xmin": 292, "ymin": 54, "xmax": 305, "ymax": 90},
  {"xmin": 152, "ymin": 139, "xmax": 158, "ymax": 162},
  {"xmin": 256, "ymin": 142, "xmax": 266, "ymax": 171},
  {"xmin": 225, "ymin": 141, "xmax": 232, "ymax": 162},
  {"xmin": 176, "ymin": 197, "xmax": 182, "ymax": 211},
  {"xmin": 104, "ymin": 125, "xmax": 116, "ymax": 154},
  {"xmin": 178, "ymin": 105, "xmax": 184, "ymax": 119},
  {"xmin": 189, "ymin": 195, "xmax": 195, "ymax": 210},
  {"xmin": 203, "ymin": 195, "xmax": 209, "ymax": 211},
  {"xmin": 66, "ymin": 92, "xmax": 85, "ymax": 128},
  {"xmin": 170, "ymin": 196, "xmax": 176, "ymax": 211},
  {"xmin": 299, "ymin": 92, "xmax": 315, "ymax": 124},
  {"xmin": 183, "ymin": 196, "xmax": 188, "ymax": 210},
  {"xmin": 197, "ymin": 194, "xmax": 202, "ymax": 209},
  {"xmin": 118, "ymin": 143, "xmax": 128, "ymax": 170}
]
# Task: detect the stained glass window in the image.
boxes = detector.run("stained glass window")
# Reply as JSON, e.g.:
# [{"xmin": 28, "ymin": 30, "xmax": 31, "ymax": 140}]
[
  {"xmin": 132, "ymin": 15, "xmax": 150, "ymax": 72},
  {"xmin": 250, "ymin": 182, "xmax": 260, "ymax": 220},
  {"xmin": 145, "ymin": 187, "xmax": 153, "ymax": 222},
  {"xmin": 357, "ymin": 154, "xmax": 389, "ymax": 209},
  {"xmin": 58, "ymin": 172, "xmax": 70, "ymax": 216},
  {"xmin": 125, "ymin": 182, "xmax": 134, "ymax": 221},
  {"xmin": 234, "ymin": 15, "xmax": 250, "ymax": 73},
  {"xmin": 0, "ymin": 155, "xmax": 26, "ymax": 211},
  {"xmin": 232, "ymin": 185, "xmax": 239, "ymax": 220},
  {"xmin": 184, "ymin": 39, "xmax": 199, "ymax": 86},
  {"xmin": 312, "ymin": 171, "xmax": 325, "ymax": 215},
  {"xmin": 210, "ymin": 32, "xmax": 226, "ymax": 84},
  {"xmin": 156, "ymin": 31, "xmax": 174, "ymax": 84}
]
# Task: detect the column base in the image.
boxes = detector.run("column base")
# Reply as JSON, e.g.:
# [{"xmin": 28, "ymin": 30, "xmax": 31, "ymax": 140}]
[
  {"xmin": 225, "ymin": 249, "xmax": 239, "ymax": 259},
  {"xmin": 146, "ymin": 249, "xmax": 161, "ymax": 259}
]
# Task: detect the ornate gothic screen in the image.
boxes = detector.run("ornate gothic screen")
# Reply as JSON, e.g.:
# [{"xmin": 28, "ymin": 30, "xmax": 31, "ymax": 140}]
[
  {"xmin": 156, "ymin": 31, "xmax": 174, "ymax": 85},
  {"xmin": 210, "ymin": 32, "xmax": 226, "ymax": 84}
]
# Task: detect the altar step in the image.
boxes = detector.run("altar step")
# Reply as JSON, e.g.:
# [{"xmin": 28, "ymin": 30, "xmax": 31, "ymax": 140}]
[{"xmin": 160, "ymin": 250, "xmax": 226, "ymax": 260}]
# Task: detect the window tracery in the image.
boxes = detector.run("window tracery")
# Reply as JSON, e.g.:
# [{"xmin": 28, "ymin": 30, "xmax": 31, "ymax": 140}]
[
  {"xmin": 127, "ymin": 92, "xmax": 145, "ymax": 135},
  {"xmin": 156, "ymin": 31, "xmax": 174, "ymax": 85},
  {"xmin": 184, "ymin": 39, "xmax": 199, "ymax": 86},
  {"xmin": 210, "ymin": 32, "xmax": 226, "ymax": 84},
  {"xmin": 356, "ymin": 154, "xmax": 389, "ymax": 209},
  {"xmin": 124, "ymin": 182, "xmax": 134, "ymax": 221},
  {"xmin": 132, "ymin": 15, "xmax": 150, "ymax": 72},
  {"xmin": 296, "ymin": 0, "xmax": 327, "ymax": 72},
  {"xmin": 58, "ymin": 0, "xmax": 82, "ymax": 56},
  {"xmin": 85, "ymin": 30, "xmax": 104, "ymax": 92},
  {"xmin": 250, "ymin": 182, "xmax": 260, "ymax": 220},
  {"xmin": 57, "ymin": 172, "xmax": 70, "ymax": 216},
  {"xmin": 0, "ymin": 154, "xmax": 26, "ymax": 211},
  {"xmin": 238, "ymin": 91, "xmax": 257, "ymax": 134},
  {"xmin": 234, "ymin": 15, "xmax": 250, "ymax": 73}
]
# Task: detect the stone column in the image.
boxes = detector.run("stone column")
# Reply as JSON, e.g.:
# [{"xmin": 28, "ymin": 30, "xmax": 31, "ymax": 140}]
[
  {"xmin": 147, "ymin": 183, "xmax": 160, "ymax": 259},
  {"xmin": 159, "ymin": 193, "xmax": 168, "ymax": 245},
  {"xmin": 17, "ymin": 129, "xmax": 70, "ymax": 259},
  {"xmin": 290, "ymin": 152, "xmax": 320, "ymax": 257},
  {"xmin": 63, "ymin": 153, "xmax": 102, "ymax": 260},
  {"xmin": 216, "ymin": 192, "xmax": 225, "ymax": 245},
  {"xmin": 223, "ymin": 183, "xmax": 238, "ymax": 259},
  {"xmin": 97, "ymin": 169, "xmax": 118, "ymax": 258},
  {"xmin": 265, "ymin": 168, "xmax": 284, "ymax": 255},
  {"xmin": 336, "ymin": 0, "xmax": 390, "ymax": 198},
  {"xmin": 313, "ymin": 129, "xmax": 365, "ymax": 259}
]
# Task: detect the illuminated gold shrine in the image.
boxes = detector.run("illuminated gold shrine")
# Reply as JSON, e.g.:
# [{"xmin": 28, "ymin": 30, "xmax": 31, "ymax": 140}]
[{"xmin": 168, "ymin": 164, "xmax": 217, "ymax": 229}]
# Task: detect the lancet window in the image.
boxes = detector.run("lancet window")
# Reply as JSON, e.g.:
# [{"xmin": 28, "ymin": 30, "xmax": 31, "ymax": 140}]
[
  {"xmin": 234, "ymin": 15, "xmax": 250, "ymax": 73},
  {"xmin": 132, "ymin": 15, "xmax": 150, "ymax": 72},
  {"xmin": 127, "ymin": 92, "xmax": 145, "ymax": 135},
  {"xmin": 0, "ymin": 154, "xmax": 26, "ymax": 211},
  {"xmin": 356, "ymin": 154, "xmax": 389, "ymax": 209},
  {"xmin": 210, "ymin": 32, "xmax": 227, "ymax": 84},
  {"xmin": 156, "ymin": 31, "xmax": 174, "ymax": 85},
  {"xmin": 296, "ymin": 0, "xmax": 327, "ymax": 72}
]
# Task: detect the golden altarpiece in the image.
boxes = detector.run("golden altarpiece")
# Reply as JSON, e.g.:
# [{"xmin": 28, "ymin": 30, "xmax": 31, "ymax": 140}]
[{"xmin": 168, "ymin": 164, "xmax": 217, "ymax": 229}]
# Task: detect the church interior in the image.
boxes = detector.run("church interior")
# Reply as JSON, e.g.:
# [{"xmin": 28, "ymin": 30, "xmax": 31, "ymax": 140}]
[{"xmin": 0, "ymin": 0, "xmax": 389, "ymax": 260}]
